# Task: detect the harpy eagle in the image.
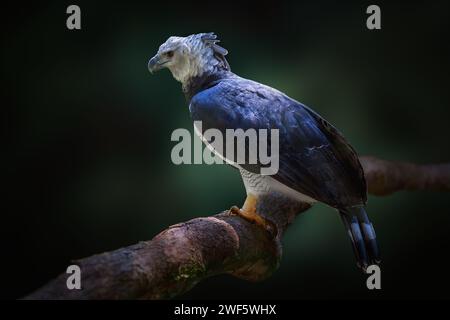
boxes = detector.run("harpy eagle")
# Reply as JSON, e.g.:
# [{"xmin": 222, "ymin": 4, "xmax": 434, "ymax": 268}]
[{"xmin": 148, "ymin": 33, "xmax": 380, "ymax": 270}]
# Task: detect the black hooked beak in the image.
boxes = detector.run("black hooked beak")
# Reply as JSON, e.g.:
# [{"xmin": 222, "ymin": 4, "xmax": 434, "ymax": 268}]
[{"xmin": 148, "ymin": 54, "xmax": 167, "ymax": 74}]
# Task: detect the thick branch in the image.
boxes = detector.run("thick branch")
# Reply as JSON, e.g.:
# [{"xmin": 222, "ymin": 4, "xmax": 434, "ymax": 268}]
[
  {"xmin": 25, "ymin": 156, "xmax": 450, "ymax": 300},
  {"xmin": 360, "ymin": 156, "xmax": 450, "ymax": 196}
]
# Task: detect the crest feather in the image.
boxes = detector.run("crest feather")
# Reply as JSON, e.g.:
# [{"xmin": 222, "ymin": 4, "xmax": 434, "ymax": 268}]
[{"xmin": 200, "ymin": 33, "xmax": 230, "ymax": 71}]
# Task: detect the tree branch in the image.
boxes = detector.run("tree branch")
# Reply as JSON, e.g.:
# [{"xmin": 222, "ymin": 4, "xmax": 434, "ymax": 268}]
[
  {"xmin": 25, "ymin": 156, "xmax": 450, "ymax": 300},
  {"xmin": 360, "ymin": 156, "xmax": 450, "ymax": 195}
]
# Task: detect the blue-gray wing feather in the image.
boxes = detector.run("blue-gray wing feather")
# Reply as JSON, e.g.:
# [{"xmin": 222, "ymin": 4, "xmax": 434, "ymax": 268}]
[{"xmin": 189, "ymin": 77, "xmax": 366, "ymax": 208}]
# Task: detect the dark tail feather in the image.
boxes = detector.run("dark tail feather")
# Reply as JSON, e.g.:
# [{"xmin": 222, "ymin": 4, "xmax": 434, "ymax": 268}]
[{"xmin": 339, "ymin": 206, "xmax": 380, "ymax": 271}]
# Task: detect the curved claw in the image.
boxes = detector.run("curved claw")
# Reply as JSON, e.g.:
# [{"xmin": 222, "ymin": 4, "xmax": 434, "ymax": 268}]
[{"xmin": 228, "ymin": 205, "xmax": 278, "ymax": 238}]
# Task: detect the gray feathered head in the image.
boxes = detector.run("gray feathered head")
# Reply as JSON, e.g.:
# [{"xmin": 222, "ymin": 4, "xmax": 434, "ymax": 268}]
[{"xmin": 148, "ymin": 33, "xmax": 230, "ymax": 84}]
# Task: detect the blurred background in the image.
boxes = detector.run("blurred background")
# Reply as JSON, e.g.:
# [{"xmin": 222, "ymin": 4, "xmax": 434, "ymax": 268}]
[{"xmin": 3, "ymin": 0, "xmax": 450, "ymax": 299}]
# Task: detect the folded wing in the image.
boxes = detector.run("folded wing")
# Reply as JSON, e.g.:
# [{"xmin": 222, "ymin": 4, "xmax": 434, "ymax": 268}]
[{"xmin": 189, "ymin": 76, "xmax": 367, "ymax": 208}]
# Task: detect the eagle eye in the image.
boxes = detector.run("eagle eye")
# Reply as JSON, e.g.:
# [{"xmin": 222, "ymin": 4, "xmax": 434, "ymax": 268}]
[{"xmin": 165, "ymin": 50, "xmax": 174, "ymax": 58}]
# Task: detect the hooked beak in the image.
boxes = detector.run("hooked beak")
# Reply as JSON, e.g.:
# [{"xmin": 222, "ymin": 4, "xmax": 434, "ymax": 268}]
[{"xmin": 148, "ymin": 54, "xmax": 168, "ymax": 74}]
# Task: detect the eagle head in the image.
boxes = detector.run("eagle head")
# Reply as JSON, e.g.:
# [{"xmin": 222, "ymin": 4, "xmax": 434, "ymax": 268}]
[{"xmin": 148, "ymin": 33, "xmax": 230, "ymax": 84}]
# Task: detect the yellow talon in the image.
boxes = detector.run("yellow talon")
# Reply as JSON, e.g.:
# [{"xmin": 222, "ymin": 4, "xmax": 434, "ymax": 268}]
[{"xmin": 228, "ymin": 194, "xmax": 277, "ymax": 237}]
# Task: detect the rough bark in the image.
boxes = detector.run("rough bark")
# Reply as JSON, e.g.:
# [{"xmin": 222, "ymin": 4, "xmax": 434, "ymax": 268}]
[{"xmin": 25, "ymin": 156, "xmax": 450, "ymax": 300}]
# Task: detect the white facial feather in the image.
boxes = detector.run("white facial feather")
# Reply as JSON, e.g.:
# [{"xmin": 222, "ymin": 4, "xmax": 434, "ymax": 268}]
[{"xmin": 157, "ymin": 33, "xmax": 227, "ymax": 85}]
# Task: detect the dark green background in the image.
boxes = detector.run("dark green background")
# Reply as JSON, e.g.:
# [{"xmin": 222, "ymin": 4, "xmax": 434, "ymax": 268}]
[{"xmin": 3, "ymin": 0, "xmax": 450, "ymax": 299}]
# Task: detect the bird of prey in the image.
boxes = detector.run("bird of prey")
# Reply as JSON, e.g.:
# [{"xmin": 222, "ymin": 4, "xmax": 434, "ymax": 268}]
[{"xmin": 148, "ymin": 32, "xmax": 380, "ymax": 270}]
